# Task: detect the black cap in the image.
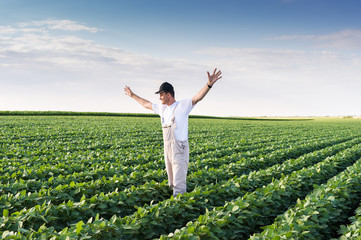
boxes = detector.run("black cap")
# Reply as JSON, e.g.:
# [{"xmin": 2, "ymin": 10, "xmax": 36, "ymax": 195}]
[{"xmin": 155, "ymin": 82, "xmax": 174, "ymax": 94}]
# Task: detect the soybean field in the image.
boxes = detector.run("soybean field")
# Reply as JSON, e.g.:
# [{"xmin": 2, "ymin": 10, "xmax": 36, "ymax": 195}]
[{"xmin": 1, "ymin": 114, "xmax": 361, "ymax": 239}]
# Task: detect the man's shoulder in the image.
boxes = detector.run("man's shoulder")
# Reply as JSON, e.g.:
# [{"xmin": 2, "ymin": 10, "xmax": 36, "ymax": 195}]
[
  {"xmin": 175, "ymin": 98, "xmax": 193, "ymax": 114},
  {"xmin": 153, "ymin": 103, "xmax": 167, "ymax": 115},
  {"xmin": 177, "ymin": 98, "xmax": 192, "ymax": 105}
]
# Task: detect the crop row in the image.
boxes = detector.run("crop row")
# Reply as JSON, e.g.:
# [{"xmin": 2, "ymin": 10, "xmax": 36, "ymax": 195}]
[
  {"xmin": 0, "ymin": 136, "xmax": 352, "ymax": 218},
  {"xmin": 338, "ymin": 201, "xmax": 361, "ymax": 239},
  {"xmin": 1, "ymin": 117, "xmax": 284, "ymax": 159},
  {"xmin": 1, "ymin": 134, "xmax": 347, "ymax": 197},
  {"xmin": 0, "ymin": 127, "xmax": 334, "ymax": 177},
  {"xmin": 2, "ymin": 116, "xmax": 361, "ymax": 239},
  {"xmin": 0, "ymin": 128, "xmax": 330, "ymax": 179},
  {"xmin": 0, "ymin": 136, "xmax": 325, "ymax": 199},
  {"xmin": 0, "ymin": 134, "xmax": 314, "ymax": 185},
  {"xmin": 250, "ymin": 156, "xmax": 361, "ymax": 239},
  {"xmin": 1, "ymin": 139, "xmax": 360, "ymax": 239},
  {"xmin": 1, "ymin": 115, "xmax": 354, "ymax": 168},
  {"xmin": 117, "ymin": 138, "xmax": 361, "ymax": 239},
  {"xmin": 1, "ymin": 138, "xmax": 288, "ymax": 193},
  {"xmin": 159, "ymin": 143, "xmax": 361, "ymax": 239}
]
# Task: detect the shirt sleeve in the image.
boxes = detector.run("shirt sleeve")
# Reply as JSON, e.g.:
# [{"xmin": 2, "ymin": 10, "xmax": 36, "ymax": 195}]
[
  {"xmin": 152, "ymin": 103, "xmax": 160, "ymax": 115},
  {"xmin": 182, "ymin": 98, "xmax": 195, "ymax": 115}
]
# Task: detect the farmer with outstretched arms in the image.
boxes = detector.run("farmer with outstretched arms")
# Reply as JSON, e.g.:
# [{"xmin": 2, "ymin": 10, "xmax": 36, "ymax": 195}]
[{"xmin": 124, "ymin": 68, "xmax": 222, "ymax": 197}]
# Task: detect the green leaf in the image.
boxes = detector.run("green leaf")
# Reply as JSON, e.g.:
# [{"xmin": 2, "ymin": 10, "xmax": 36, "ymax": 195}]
[
  {"xmin": 110, "ymin": 215, "xmax": 117, "ymax": 224},
  {"xmin": 3, "ymin": 209, "xmax": 9, "ymax": 218},
  {"xmin": 232, "ymin": 206, "xmax": 239, "ymax": 212},
  {"xmin": 76, "ymin": 221, "xmax": 85, "ymax": 234},
  {"xmin": 327, "ymin": 196, "xmax": 335, "ymax": 201},
  {"xmin": 99, "ymin": 221, "xmax": 106, "ymax": 228},
  {"xmin": 187, "ymin": 226, "xmax": 195, "ymax": 234}
]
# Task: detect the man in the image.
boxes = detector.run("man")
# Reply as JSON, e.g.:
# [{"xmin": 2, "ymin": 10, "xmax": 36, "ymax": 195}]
[{"xmin": 124, "ymin": 68, "xmax": 222, "ymax": 197}]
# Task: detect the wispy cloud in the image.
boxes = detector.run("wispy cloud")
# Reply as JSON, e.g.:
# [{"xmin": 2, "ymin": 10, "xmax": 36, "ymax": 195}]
[
  {"xmin": 2, "ymin": 19, "xmax": 361, "ymax": 116},
  {"xmin": 195, "ymin": 47, "xmax": 346, "ymax": 76},
  {"xmin": 191, "ymin": 46, "xmax": 361, "ymax": 116},
  {"xmin": 195, "ymin": 47, "xmax": 361, "ymax": 101},
  {"xmin": 0, "ymin": 19, "xmax": 100, "ymax": 35},
  {"xmin": 0, "ymin": 25, "xmax": 45, "ymax": 35},
  {"xmin": 0, "ymin": 19, "xmax": 204, "ymax": 113},
  {"xmin": 0, "ymin": 20, "xmax": 198, "ymax": 73},
  {"xmin": 269, "ymin": 29, "xmax": 361, "ymax": 50},
  {"xmin": 18, "ymin": 19, "xmax": 101, "ymax": 33},
  {"xmin": 0, "ymin": 19, "xmax": 202, "ymax": 100}
]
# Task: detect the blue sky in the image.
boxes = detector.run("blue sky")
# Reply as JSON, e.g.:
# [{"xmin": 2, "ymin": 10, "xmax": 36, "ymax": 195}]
[{"xmin": 1, "ymin": 0, "xmax": 361, "ymax": 116}]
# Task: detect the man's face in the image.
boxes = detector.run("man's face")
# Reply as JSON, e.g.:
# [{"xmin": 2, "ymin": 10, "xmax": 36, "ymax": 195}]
[{"xmin": 159, "ymin": 92, "xmax": 170, "ymax": 104}]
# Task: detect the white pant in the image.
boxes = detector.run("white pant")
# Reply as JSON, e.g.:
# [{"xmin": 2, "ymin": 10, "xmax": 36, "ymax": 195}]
[{"xmin": 164, "ymin": 139, "xmax": 189, "ymax": 197}]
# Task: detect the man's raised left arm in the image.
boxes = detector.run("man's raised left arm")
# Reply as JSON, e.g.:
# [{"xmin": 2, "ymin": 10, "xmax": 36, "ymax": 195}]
[{"xmin": 192, "ymin": 68, "xmax": 222, "ymax": 106}]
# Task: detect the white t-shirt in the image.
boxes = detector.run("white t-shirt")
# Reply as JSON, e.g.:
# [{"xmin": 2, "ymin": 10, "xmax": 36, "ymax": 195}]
[{"xmin": 153, "ymin": 98, "xmax": 195, "ymax": 141}]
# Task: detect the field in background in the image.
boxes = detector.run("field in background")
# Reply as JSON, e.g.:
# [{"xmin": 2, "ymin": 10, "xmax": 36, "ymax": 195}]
[{"xmin": 1, "ymin": 114, "xmax": 361, "ymax": 239}]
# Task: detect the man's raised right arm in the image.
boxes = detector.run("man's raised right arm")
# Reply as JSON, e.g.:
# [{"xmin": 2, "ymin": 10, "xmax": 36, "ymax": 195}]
[{"xmin": 124, "ymin": 86, "xmax": 153, "ymax": 110}]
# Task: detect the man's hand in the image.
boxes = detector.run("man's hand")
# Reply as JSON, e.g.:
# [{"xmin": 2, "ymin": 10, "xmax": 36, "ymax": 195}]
[
  {"xmin": 124, "ymin": 86, "xmax": 134, "ymax": 98},
  {"xmin": 124, "ymin": 85, "xmax": 153, "ymax": 110},
  {"xmin": 207, "ymin": 68, "xmax": 222, "ymax": 86},
  {"xmin": 192, "ymin": 68, "xmax": 222, "ymax": 105}
]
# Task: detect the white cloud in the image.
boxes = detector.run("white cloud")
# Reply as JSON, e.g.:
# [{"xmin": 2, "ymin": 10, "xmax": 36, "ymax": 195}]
[
  {"xmin": 194, "ymin": 47, "xmax": 361, "ymax": 116},
  {"xmin": 1, "ymin": 20, "xmax": 361, "ymax": 116},
  {"xmin": 0, "ymin": 21, "xmax": 199, "ymax": 74},
  {"xmin": 269, "ymin": 29, "xmax": 361, "ymax": 50},
  {"xmin": 0, "ymin": 20, "xmax": 205, "ymax": 114},
  {"xmin": 0, "ymin": 25, "xmax": 45, "ymax": 35},
  {"xmin": 18, "ymin": 20, "xmax": 100, "ymax": 33},
  {"xmin": 0, "ymin": 19, "xmax": 99, "ymax": 36}
]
